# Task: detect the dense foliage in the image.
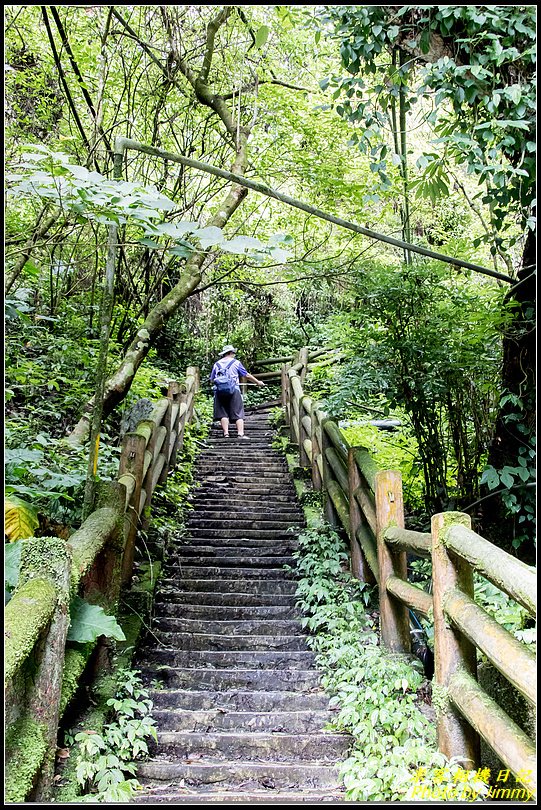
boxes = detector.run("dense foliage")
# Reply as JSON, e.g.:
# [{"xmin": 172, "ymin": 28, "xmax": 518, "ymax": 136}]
[{"xmin": 4, "ymin": 5, "xmax": 535, "ymax": 553}]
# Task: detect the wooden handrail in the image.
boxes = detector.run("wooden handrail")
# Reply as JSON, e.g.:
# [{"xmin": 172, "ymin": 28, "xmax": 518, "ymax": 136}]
[
  {"xmin": 445, "ymin": 523, "xmax": 536, "ymax": 616},
  {"xmin": 282, "ymin": 348, "xmax": 536, "ymax": 785},
  {"xmin": 443, "ymin": 588, "xmax": 536, "ymax": 705}
]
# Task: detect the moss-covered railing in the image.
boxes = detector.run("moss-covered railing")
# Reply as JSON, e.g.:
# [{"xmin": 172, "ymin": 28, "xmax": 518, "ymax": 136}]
[
  {"xmin": 4, "ymin": 368, "xmax": 200, "ymax": 803},
  {"xmin": 282, "ymin": 349, "xmax": 536, "ymax": 795}
]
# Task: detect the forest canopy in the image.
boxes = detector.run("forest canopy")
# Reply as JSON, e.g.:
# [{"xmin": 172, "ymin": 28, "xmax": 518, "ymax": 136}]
[{"xmin": 4, "ymin": 5, "xmax": 536, "ymax": 558}]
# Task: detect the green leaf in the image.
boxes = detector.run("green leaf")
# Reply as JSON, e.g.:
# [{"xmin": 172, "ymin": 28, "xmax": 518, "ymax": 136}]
[
  {"xmin": 67, "ymin": 596, "xmax": 126, "ymax": 643},
  {"xmin": 138, "ymin": 238, "xmax": 162, "ymax": 249},
  {"xmin": 255, "ymin": 25, "xmax": 269, "ymax": 49},
  {"xmin": 480, "ymin": 467, "xmax": 500, "ymax": 490},
  {"xmin": 4, "ymin": 496, "xmax": 39, "ymax": 541},
  {"xmin": 5, "ymin": 540, "xmax": 24, "ymax": 590},
  {"xmin": 499, "ymin": 469, "xmax": 515, "ymax": 489},
  {"xmin": 192, "ymin": 226, "xmax": 224, "ymax": 249},
  {"xmin": 221, "ymin": 235, "xmax": 263, "ymax": 253}
]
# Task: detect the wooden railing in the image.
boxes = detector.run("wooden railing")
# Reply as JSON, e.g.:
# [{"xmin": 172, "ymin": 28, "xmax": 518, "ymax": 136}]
[
  {"xmin": 283, "ymin": 349, "xmax": 536, "ymax": 794},
  {"xmin": 4, "ymin": 367, "xmax": 200, "ymax": 802}
]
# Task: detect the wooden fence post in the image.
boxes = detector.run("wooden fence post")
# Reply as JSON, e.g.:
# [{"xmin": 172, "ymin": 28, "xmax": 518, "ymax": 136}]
[
  {"xmin": 282, "ymin": 363, "xmax": 291, "ymax": 426},
  {"xmin": 375, "ymin": 470, "xmax": 410, "ymax": 652},
  {"xmin": 298, "ymin": 346, "xmax": 309, "ymax": 384},
  {"xmin": 118, "ymin": 432, "xmax": 146, "ymax": 585},
  {"xmin": 298, "ymin": 396, "xmax": 311, "ymax": 467},
  {"xmin": 185, "ymin": 365, "xmax": 199, "ymax": 422},
  {"xmin": 165, "ymin": 381, "xmax": 182, "ymax": 472},
  {"xmin": 432, "ymin": 511, "xmax": 479, "ymax": 769},
  {"xmin": 289, "ymin": 374, "xmax": 297, "ymax": 445},
  {"xmin": 321, "ymin": 417, "xmax": 340, "ymax": 528},
  {"xmin": 158, "ymin": 391, "xmax": 174, "ymax": 486},
  {"xmin": 348, "ymin": 447, "xmax": 372, "ymax": 581},
  {"xmin": 310, "ymin": 404, "xmax": 323, "ymax": 491}
]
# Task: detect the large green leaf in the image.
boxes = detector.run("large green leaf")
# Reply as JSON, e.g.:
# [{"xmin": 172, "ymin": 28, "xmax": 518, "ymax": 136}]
[
  {"xmin": 4, "ymin": 496, "xmax": 39, "ymax": 541},
  {"xmin": 67, "ymin": 596, "xmax": 126, "ymax": 643},
  {"xmin": 4, "ymin": 540, "xmax": 24, "ymax": 590},
  {"xmin": 255, "ymin": 25, "xmax": 269, "ymax": 49}
]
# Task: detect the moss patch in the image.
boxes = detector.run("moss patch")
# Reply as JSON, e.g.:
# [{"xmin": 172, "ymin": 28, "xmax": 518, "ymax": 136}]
[
  {"xmin": 58, "ymin": 646, "xmax": 93, "ymax": 719},
  {"xmin": 5, "ymin": 716, "xmax": 48, "ymax": 803},
  {"xmin": 4, "ymin": 578, "xmax": 57, "ymax": 683}
]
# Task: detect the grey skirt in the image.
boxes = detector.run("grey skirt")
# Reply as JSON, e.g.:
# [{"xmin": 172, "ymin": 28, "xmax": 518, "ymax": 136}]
[{"xmin": 213, "ymin": 389, "xmax": 245, "ymax": 421}]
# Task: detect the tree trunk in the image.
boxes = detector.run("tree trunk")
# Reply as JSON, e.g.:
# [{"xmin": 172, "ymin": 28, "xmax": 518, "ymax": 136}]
[{"xmin": 483, "ymin": 231, "xmax": 536, "ymax": 559}]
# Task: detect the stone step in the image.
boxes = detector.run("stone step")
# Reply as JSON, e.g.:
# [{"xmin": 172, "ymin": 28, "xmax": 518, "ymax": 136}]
[
  {"xmin": 139, "ymin": 667, "xmax": 322, "ymax": 692},
  {"xmin": 164, "ymin": 546, "xmax": 297, "ymax": 559},
  {"xmin": 162, "ymin": 556, "xmax": 295, "ymax": 571},
  {"xmin": 193, "ymin": 489, "xmax": 298, "ymax": 500},
  {"xmin": 203, "ymin": 445, "xmax": 278, "ymax": 450},
  {"xmin": 134, "ymin": 786, "xmax": 344, "ymax": 803},
  {"xmin": 149, "ymin": 632, "xmax": 308, "ymax": 652},
  {"xmin": 185, "ymin": 508, "xmax": 304, "ymax": 520},
  {"xmin": 136, "ymin": 760, "xmax": 341, "ymax": 789},
  {"xmin": 165, "ymin": 535, "xmax": 299, "ymax": 549},
  {"xmin": 190, "ymin": 492, "xmax": 298, "ymax": 504},
  {"xmin": 153, "ymin": 591, "xmax": 297, "ymax": 607},
  {"xmin": 150, "ymin": 731, "xmax": 350, "ymax": 762},
  {"xmin": 153, "ymin": 618, "xmax": 304, "ymax": 636},
  {"xmin": 196, "ymin": 458, "xmax": 287, "ymax": 467},
  {"xmin": 152, "ymin": 604, "xmax": 299, "ymax": 620},
  {"xmin": 157, "ymin": 578, "xmax": 297, "ymax": 594},
  {"xmin": 195, "ymin": 473, "xmax": 291, "ymax": 482},
  {"xmin": 195, "ymin": 467, "xmax": 289, "ymax": 477},
  {"xmin": 151, "ymin": 708, "xmax": 332, "ymax": 733},
  {"xmin": 148, "ymin": 690, "xmax": 330, "ymax": 713},
  {"xmin": 186, "ymin": 517, "xmax": 302, "ymax": 528},
  {"xmin": 140, "ymin": 650, "xmax": 316, "ymax": 669},
  {"xmin": 186, "ymin": 529, "xmax": 298, "ymax": 539},
  {"xmin": 160, "ymin": 566, "xmax": 295, "ymax": 580}
]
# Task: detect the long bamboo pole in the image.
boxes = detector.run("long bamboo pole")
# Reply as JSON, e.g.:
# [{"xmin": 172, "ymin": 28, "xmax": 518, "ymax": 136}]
[{"xmin": 114, "ymin": 137, "xmax": 513, "ymax": 283}]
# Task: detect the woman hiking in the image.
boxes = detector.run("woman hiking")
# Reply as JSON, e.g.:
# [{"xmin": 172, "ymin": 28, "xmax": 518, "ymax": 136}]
[{"xmin": 210, "ymin": 345, "xmax": 266, "ymax": 439}]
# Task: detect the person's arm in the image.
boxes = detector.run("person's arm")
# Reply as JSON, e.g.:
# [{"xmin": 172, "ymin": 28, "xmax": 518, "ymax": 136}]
[
  {"xmin": 237, "ymin": 361, "xmax": 266, "ymax": 387},
  {"xmin": 244, "ymin": 372, "xmax": 266, "ymax": 387}
]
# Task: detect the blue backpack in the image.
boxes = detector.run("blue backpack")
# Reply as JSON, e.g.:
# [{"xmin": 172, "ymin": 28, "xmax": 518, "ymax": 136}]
[{"xmin": 214, "ymin": 358, "xmax": 237, "ymax": 394}]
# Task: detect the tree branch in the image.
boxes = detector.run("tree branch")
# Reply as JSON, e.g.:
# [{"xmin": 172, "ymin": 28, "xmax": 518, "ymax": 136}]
[
  {"xmin": 40, "ymin": 6, "xmax": 94, "ymax": 160},
  {"xmin": 222, "ymin": 78, "xmax": 311, "ymax": 100},
  {"xmin": 198, "ymin": 7, "xmax": 233, "ymax": 84},
  {"xmin": 49, "ymin": 6, "xmax": 113, "ymax": 156}
]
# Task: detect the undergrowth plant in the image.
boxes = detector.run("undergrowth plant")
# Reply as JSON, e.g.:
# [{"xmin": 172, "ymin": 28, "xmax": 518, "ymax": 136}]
[
  {"xmin": 66, "ymin": 669, "xmax": 157, "ymax": 802},
  {"xmin": 293, "ymin": 524, "xmax": 490, "ymax": 801}
]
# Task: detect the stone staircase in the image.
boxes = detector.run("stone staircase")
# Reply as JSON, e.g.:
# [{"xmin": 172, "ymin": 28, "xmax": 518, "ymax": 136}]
[{"xmin": 134, "ymin": 412, "xmax": 350, "ymax": 803}]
